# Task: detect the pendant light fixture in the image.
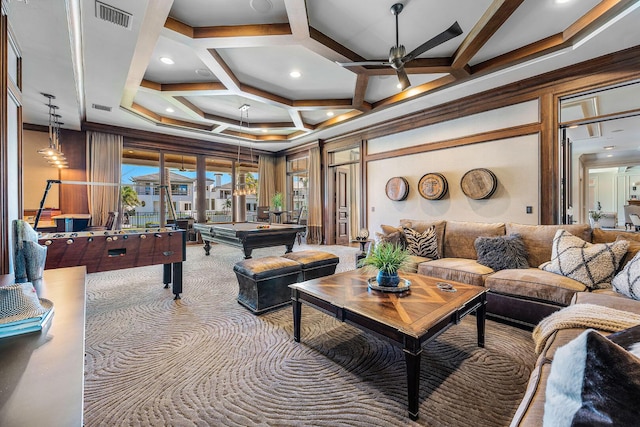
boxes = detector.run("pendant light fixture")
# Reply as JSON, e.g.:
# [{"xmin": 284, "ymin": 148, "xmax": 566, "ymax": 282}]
[
  {"xmin": 37, "ymin": 93, "xmax": 68, "ymax": 168},
  {"xmin": 233, "ymin": 104, "xmax": 256, "ymax": 197}
]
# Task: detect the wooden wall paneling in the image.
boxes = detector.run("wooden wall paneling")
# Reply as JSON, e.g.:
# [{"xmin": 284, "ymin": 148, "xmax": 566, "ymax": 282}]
[
  {"xmin": 59, "ymin": 129, "xmax": 88, "ymax": 214},
  {"xmin": 1, "ymin": 5, "xmax": 8, "ymax": 273}
]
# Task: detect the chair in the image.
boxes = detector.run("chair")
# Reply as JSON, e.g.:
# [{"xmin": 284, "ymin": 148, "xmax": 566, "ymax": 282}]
[
  {"xmin": 85, "ymin": 211, "xmax": 118, "ymax": 231},
  {"xmin": 256, "ymin": 206, "xmax": 270, "ymax": 222},
  {"xmin": 284, "ymin": 207, "xmax": 306, "ymax": 245},
  {"xmin": 630, "ymin": 213, "xmax": 640, "ymax": 232},
  {"xmin": 283, "ymin": 206, "xmax": 303, "ymax": 224},
  {"xmin": 624, "ymin": 205, "xmax": 640, "ymax": 230}
]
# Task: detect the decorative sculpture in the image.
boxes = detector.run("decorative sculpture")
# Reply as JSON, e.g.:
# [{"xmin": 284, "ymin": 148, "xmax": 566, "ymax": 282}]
[{"xmin": 13, "ymin": 220, "xmax": 47, "ymax": 289}]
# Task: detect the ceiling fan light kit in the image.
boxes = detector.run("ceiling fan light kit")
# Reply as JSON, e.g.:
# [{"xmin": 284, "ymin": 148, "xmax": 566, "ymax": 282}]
[{"xmin": 337, "ymin": 2, "xmax": 463, "ymax": 91}]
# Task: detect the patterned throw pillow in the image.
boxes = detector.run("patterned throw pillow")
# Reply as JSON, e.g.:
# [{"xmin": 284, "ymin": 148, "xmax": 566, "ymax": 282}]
[
  {"xmin": 374, "ymin": 231, "xmax": 405, "ymax": 248},
  {"xmin": 612, "ymin": 250, "xmax": 640, "ymax": 300},
  {"xmin": 403, "ymin": 226, "xmax": 439, "ymax": 259},
  {"xmin": 475, "ymin": 234, "xmax": 529, "ymax": 271},
  {"xmin": 542, "ymin": 230, "xmax": 628, "ymax": 289}
]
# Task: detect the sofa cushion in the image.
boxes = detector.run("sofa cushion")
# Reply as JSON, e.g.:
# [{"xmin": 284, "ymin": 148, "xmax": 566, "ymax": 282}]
[
  {"xmin": 573, "ymin": 291, "xmax": 640, "ymax": 315},
  {"xmin": 543, "ymin": 329, "xmax": 640, "ymax": 427},
  {"xmin": 485, "ymin": 268, "xmax": 586, "ymax": 306},
  {"xmin": 404, "ymin": 255, "xmax": 431, "ymax": 274},
  {"xmin": 612, "ymin": 250, "xmax": 640, "ymax": 300},
  {"xmin": 403, "ymin": 225, "xmax": 439, "ymax": 259},
  {"xmin": 475, "ymin": 234, "xmax": 529, "ymax": 271},
  {"xmin": 417, "ymin": 258, "xmax": 493, "ymax": 287},
  {"xmin": 592, "ymin": 228, "xmax": 640, "ymax": 268},
  {"xmin": 440, "ymin": 220, "xmax": 505, "ymax": 259},
  {"xmin": 542, "ymin": 230, "xmax": 628, "ymax": 290},
  {"xmin": 400, "ymin": 219, "xmax": 446, "ymax": 258},
  {"xmin": 506, "ymin": 223, "xmax": 591, "ymax": 269}
]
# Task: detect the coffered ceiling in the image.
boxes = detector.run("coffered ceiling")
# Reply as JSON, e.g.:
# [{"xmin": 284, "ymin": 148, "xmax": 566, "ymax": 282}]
[{"xmin": 6, "ymin": 0, "xmax": 640, "ymax": 152}]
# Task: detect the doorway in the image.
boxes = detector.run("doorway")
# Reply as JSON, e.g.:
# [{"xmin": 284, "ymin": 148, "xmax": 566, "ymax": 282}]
[{"xmin": 327, "ymin": 146, "xmax": 361, "ymax": 246}]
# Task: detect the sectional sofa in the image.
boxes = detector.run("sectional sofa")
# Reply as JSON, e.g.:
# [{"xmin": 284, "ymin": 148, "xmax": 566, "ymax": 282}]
[{"xmin": 373, "ymin": 219, "xmax": 640, "ymax": 425}]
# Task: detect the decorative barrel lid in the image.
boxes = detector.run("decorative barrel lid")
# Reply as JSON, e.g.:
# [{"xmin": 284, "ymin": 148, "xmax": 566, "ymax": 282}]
[
  {"xmin": 385, "ymin": 177, "xmax": 409, "ymax": 201},
  {"xmin": 418, "ymin": 173, "xmax": 448, "ymax": 200},
  {"xmin": 460, "ymin": 168, "xmax": 498, "ymax": 200}
]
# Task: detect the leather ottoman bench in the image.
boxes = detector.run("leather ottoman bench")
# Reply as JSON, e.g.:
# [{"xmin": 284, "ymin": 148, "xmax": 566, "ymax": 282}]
[
  {"xmin": 233, "ymin": 256, "xmax": 302, "ymax": 314},
  {"xmin": 282, "ymin": 250, "xmax": 339, "ymax": 281}
]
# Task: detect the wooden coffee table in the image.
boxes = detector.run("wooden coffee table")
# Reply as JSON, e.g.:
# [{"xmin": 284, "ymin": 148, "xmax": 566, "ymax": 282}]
[{"xmin": 290, "ymin": 269, "xmax": 487, "ymax": 420}]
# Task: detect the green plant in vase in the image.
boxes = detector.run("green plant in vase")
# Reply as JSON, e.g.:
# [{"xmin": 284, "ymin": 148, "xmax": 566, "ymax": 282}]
[
  {"xmin": 358, "ymin": 242, "xmax": 409, "ymax": 287},
  {"xmin": 271, "ymin": 192, "xmax": 283, "ymax": 211}
]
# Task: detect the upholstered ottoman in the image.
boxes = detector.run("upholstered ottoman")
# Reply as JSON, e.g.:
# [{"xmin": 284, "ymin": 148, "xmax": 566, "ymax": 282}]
[
  {"xmin": 282, "ymin": 250, "xmax": 339, "ymax": 281},
  {"xmin": 233, "ymin": 257, "xmax": 302, "ymax": 314}
]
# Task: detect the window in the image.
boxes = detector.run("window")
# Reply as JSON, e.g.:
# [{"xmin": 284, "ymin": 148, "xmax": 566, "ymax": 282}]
[{"xmin": 287, "ymin": 156, "xmax": 308, "ymax": 212}]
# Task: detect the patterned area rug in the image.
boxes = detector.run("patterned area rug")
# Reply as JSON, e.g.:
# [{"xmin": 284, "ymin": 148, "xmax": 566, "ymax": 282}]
[{"xmin": 84, "ymin": 243, "xmax": 536, "ymax": 426}]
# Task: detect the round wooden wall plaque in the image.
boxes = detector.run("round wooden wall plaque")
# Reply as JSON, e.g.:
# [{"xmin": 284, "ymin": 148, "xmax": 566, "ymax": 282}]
[
  {"xmin": 418, "ymin": 173, "xmax": 448, "ymax": 200},
  {"xmin": 385, "ymin": 177, "xmax": 409, "ymax": 201},
  {"xmin": 460, "ymin": 168, "xmax": 498, "ymax": 200}
]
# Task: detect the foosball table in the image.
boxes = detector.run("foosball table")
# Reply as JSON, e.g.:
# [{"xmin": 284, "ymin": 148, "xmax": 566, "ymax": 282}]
[{"xmin": 38, "ymin": 228, "xmax": 186, "ymax": 299}]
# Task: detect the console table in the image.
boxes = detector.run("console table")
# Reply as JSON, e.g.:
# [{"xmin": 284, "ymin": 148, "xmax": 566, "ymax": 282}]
[{"xmin": 0, "ymin": 266, "xmax": 86, "ymax": 427}]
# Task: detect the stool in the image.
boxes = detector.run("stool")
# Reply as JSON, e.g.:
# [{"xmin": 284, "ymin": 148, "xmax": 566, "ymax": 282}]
[
  {"xmin": 282, "ymin": 250, "xmax": 339, "ymax": 281},
  {"xmin": 233, "ymin": 256, "xmax": 302, "ymax": 314}
]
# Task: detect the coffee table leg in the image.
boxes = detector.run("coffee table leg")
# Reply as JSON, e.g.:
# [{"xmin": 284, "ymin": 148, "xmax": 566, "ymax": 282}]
[
  {"xmin": 476, "ymin": 296, "xmax": 486, "ymax": 348},
  {"xmin": 404, "ymin": 346, "xmax": 422, "ymax": 420},
  {"xmin": 293, "ymin": 297, "xmax": 302, "ymax": 343}
]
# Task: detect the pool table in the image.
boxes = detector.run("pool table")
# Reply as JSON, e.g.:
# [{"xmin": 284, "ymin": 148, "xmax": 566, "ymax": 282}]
[{"xmin": 194, "ymin": 222, "xmax": 306, "ymax": 259}]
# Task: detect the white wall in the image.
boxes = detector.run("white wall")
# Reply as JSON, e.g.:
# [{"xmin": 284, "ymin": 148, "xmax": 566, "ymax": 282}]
[{"xmin": 367, "ymin": 100, "xmax": 540, "ymax": 234}]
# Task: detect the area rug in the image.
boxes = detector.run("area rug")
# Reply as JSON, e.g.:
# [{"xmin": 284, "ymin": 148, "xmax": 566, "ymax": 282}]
[{"xmin": 83, "ymin": 243, "xmax": 536, "ymax": 426}]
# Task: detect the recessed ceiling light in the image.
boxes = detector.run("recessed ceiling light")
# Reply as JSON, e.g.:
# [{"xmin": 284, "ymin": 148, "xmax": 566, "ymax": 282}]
[
  {"xmin": 555, "ymin": 0, "xmax": 572, "ymax": 4},
  {"xmin": 396, "ymin": 83, "xmax": 402, "ymax": 89},
  {"xmin": 604, "ymin": 145, "xmax": 615, "ymax": 150},
  {"xmin": 195, "ymin": 68, "xmax": 212, "ymax": 77},
  {"xmin": 607, "ymin": 154, "xmax": 613, "ymax": 157},
  {"xmin": 160, "ymin": 57, "xmax": 175, "ymax": 65},
  {"xmin": 261, "ymin": 129, "xmax": 268, "ymax": 133},
  {"xmin": 250, "ymin": 0, "xmax": 273, "ymax": 13},
  {"xmin": 326, "ymin": 111, "xmax": 334, "ymax": 117},
  {"xmin": 166, "ymin": 107, "xmax": 174, "ymax": 113},
  {"xmin": 289, "ymin": 70, "xmax": 301, "ymax": 78}
]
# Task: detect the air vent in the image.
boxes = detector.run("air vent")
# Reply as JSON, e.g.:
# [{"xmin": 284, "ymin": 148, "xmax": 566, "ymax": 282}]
[
  {"xmin": 92, "ymin": 103, "xmax": 112, "ymax": 112},
  {"xmin": 95, "ymin": 1, "xmax": 132, "ymax": 30}
]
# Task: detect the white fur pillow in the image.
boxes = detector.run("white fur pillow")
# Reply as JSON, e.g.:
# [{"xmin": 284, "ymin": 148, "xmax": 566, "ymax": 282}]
[
  {"xmin": 542, "ymin": 229, "xmax": 628, "ymax": 289},
  {"xmin": 612, "ymin": 250, "xmax": 640, "ymax": 300}
]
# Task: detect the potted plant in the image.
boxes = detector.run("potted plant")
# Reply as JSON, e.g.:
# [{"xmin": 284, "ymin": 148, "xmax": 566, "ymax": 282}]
[
  {"xmin": 589, "ymin": 201, "xmax": 603, "ymax": 228},
  {"xmin": 271, "ymin": 192, "xmax": 283, "ymax": 211},
  {"xmin": 358, "ymin": 242, "xmax": 410, "ymax": 287}
]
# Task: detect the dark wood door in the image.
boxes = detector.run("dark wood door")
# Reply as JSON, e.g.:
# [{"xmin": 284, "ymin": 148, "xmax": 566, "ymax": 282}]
[{"xmin": 335, "ymin": 167, "xmax": 350, "ymax": 245}]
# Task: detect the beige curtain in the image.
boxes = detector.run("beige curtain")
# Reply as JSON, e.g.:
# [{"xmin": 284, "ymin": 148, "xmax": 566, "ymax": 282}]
[
  {"xmin": 307, "ymin": 147, "xmax": 322, "ymax": 244},
  {"xmin": 275, "ymin": 156, "xmax": 287, "ymax": 208},
  {"xmin": 86, "ymin": 131, "xmax": 122, "ymax": 227},
  {"xmin": 258, "ymin": 154, "xmax": 276, "ymax": 207}
]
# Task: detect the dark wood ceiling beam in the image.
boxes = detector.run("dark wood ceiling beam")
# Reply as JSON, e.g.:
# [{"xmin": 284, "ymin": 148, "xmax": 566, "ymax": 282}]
[
  {"xmin": 292, "ymin": 99, "xmax": 353, "ymax": 109},
  {"xmin": 160, "ymin": 82, "xmax": 226, "ymax": 92},
  {"xmin": 452, "ymin": 0, "xmax": 525, "ymax": 69},
  {"xmin": 159, "ymin": 117, "xmax": 216, "ymax": 131},
  {"xmin": 563, "ymin": 0, "xmax": 637, "ymax": 41},
  {"xmin": 193, "ymin": 23, "xmax": 292, "ymax": 38},
  {"xmin": 240, "ymin": 84, "xmax": 294, "ymax": 107},
  {"xmin": 373, "ymin": 75, "xmax": 457, "ymax": 108},
  {"xmin": 164, "ymin": 17, "xmax": 194, "ymax": 38},
  {"xmin": 175, "ymin": 97, "xmax": 205, "ymax": 119},
  {"xmin": 132, "ymin": 103, "xmax": 161, "ymax": 121},
  {"xmin": 223, "ymin": 129, "xmax": 290, "ymax": 141},
  {"xmin": 140, "ymin": 79, "xmax": 162, "ymax": 91},
  {"xmin": 314, "ymin": 110, "xmax": 363, "ymax": 130},
  {"xmin": 352, "ymin": 74, "xmax": 370, "ymax": 111},
  {"xmin": 471, "ymin": 33, "xmax": 568, "ymax": 75}
]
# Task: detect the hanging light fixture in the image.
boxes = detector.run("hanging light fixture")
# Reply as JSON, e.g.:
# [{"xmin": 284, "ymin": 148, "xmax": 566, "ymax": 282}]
[
  {"xmin": 233, "ymin": 104, "xmax": 256, "ymax": 197},
  {"xmin": 37, "ymin": 93, "xmax": 68, "ymax": 168}
]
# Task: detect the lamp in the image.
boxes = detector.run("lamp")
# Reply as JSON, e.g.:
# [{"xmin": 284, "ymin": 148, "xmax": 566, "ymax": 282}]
[
  {"xmin": 37, "ymin": 93, "xmax": 68, "ymax": 168},
  {"xmin": 233, "ymin": 104, "xmax": 256, "ymax": 197}
]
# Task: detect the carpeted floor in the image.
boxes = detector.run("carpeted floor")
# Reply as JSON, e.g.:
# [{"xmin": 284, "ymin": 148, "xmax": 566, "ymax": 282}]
[{"xmin": 83, "ymin": 243, "xmax": 536, "ymax": 426}]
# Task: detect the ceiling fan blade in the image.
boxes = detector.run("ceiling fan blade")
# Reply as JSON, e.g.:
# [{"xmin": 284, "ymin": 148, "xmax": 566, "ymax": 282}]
[
  {"xmin": 396, "ymin": 68, "xmax": 411, "ymax": 90},
  {"xmin": 403, "ymin": 21, "xmax": 463, "ymax": 63},
  {"xmin": 336, "ymin": 60, "xmax": 391, "ymax": 67}
]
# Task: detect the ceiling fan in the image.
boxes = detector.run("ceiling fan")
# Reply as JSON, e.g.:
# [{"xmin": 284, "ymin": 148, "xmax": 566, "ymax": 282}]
[{"xmin": 336, "ymin": 3, "xmax": 463, "ymax": 91}]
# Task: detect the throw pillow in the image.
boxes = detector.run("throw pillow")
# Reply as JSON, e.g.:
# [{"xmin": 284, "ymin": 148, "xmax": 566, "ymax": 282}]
[
  {"xmin": 374, "ymin": 231, "xmax": 405, "ymax": 248},
  {"xmin": 612, "ymin": 250, "xmax": 640, "ymax": 300},
  {"xmin": 544, "ymin": 329, "xmax": 640, "ymax": 427},
  {"xmin": 474, "ymin": 234, "xmax": 529, "ymax": 271},
  {"xmin": 542, "ymin": 230, "xmax": 628, "ymax": 289},
  {"xmin": 402, "ymin": 226, "xmax": 439, "ymax": 259}
]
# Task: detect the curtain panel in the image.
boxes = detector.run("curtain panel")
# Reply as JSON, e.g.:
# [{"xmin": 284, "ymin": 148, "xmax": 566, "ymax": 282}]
[
  {"xmin": 86, "ymin": 131, "xmax": 122, "ymax": 227},
  {"xmin": 258, "ymin": 154, "xmax": 276, "ymax": 208},
  {"xmin": 307, "ymin": 147, "xmax": 322, "ymax": 244},
  {"xmin": 275, "ymin": 156, "xmax": 287, "ymax": 208}
]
